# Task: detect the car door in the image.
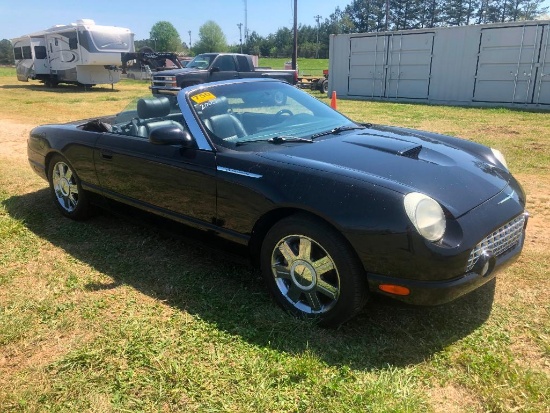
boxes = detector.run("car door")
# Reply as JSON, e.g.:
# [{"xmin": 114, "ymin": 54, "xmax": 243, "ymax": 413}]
[
  {"xmin": 94, "ymin": 133, "xmax": 217, "ymax": 227},
  {"xmin": 209, "ymin": 55, "xmax": 239, "ymax": 82}
]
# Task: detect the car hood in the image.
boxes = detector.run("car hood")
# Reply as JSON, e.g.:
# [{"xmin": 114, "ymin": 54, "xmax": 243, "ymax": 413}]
[{"xmin": 257, "ymin": 125, "xmax": 510, "ymax": 217}]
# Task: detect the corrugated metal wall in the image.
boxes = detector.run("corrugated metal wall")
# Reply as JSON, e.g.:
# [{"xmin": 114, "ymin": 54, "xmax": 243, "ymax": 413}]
[{"xmin": 329, "ymin": 21, "xmax": 550, "ymax": 109}]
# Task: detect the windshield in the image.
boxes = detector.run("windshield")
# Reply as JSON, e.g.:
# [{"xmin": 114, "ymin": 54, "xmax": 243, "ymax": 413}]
[
  {"xmin": 186, "ymin": 54, "xmax": 213, "ymax": 69},
  {"xmin": 187, "ymin": 81, "xmax": 356, "ymax": 149}
]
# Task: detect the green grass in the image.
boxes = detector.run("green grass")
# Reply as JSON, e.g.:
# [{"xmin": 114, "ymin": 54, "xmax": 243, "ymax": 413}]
[
  {"xmin": 259, "ymin": 58, "xmax": 329, "ymax": 76},
  {"xmin": 0, "ymin": 66, "xmax": 16, "ymax": 77},
  {"xmin": 0, "ymin": 67, "xmax": 549, "ymax": 412}
]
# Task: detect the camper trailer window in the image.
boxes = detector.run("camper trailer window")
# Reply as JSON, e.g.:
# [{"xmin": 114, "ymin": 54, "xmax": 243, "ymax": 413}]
[
  {"xmin": 90, "ymin": 31, "xmax": 131, "ymax": 51},
  {"xmin": 13, "ymin": 47, "xmax": 22, "ymax": 60},
  {"xmin": 22, "ymin": 46, "xmax": 32, "ymax": 59},
  {"xmin": 34, "ymin": 46, "xmax": 47, "ymax": 59},
  {"xmin": 69, "ymin": 35, "xmax": 78, "ymax": 50}
]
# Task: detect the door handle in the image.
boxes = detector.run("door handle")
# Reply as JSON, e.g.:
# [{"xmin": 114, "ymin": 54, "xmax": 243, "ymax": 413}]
[{"xmin": 101, "ymin": 149, "xmax": 113, "ymax": 160}]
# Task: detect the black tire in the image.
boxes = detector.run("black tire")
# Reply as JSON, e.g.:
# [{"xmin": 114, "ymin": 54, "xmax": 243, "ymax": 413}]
[
  {"xmin": 48, "ymin": 154, "xmax": 93, "ymax": 220},
  {"xmin": 260, "ymin": 214, "xmax": 368, "ymax": 327},
  {"xmin": 320, "ymin": 79, "xmax": 329, "ymax": 94}
]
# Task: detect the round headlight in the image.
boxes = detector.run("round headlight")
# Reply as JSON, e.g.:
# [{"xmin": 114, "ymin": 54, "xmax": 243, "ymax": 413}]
[
  {"xmin": 404, "ymin": 192, "xmax": 446, "ymax": 242},
  {"xmin": 491, "ymin": 148, "xmax": 508, "ymax": 169}
]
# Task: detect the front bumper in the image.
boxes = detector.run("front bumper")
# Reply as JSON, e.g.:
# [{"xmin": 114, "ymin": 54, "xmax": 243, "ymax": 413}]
[
  {"xmin": 367, "ymin": 223, "xmax": 527, "ymax": 305},
  {"xmin": 150, "ymin": 86, "xmax": 180, "ymax": 95}
]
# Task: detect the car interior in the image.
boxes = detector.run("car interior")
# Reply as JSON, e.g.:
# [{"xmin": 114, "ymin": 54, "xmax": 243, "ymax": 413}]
[
  {"xmin": 127, "ymin": 97, "xmax": 186, "ymax": 138},
  {"xmin": 201, "ymin": 96, "xmax": 247, "ymax": 142}
]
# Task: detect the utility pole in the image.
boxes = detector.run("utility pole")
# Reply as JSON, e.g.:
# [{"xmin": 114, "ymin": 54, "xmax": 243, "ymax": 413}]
[
  {"xmin": 292, "ymin": 0, "xmax": 297, "ymax": 71},
  {"xmin": 188, "ymin": 30, "xmax": 192, "ymax": 49},
  {"xmin": 244, "ymin": 0, "xmax": 248, "ymax": 45},
  {"xmin": 237, "ymin": 23, "xmax": 243, "ymax": 53},
  {"xmin": 314, "ymin": 14, "xmax": 322, "ymax": 59}
]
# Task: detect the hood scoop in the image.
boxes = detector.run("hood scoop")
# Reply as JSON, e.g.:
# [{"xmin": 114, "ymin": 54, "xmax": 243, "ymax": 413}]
[
  {"xmin": 344, "ymin": 134, "xmax": 422, "ymax": 159},
  {"xmin": 400, "ymin": 145, "xmax": 422, "ymax": 159}
]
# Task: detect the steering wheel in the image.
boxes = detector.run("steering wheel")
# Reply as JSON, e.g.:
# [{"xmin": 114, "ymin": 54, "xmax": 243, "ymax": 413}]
[{"xmin": 275, "ymin": 109, "xmax": 293, "ymax": 118}]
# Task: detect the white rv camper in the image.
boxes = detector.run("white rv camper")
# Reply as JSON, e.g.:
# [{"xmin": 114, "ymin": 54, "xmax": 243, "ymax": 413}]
[{"xmin": 11, "ymin": 19, "xmax": 134, "ymax": 87}]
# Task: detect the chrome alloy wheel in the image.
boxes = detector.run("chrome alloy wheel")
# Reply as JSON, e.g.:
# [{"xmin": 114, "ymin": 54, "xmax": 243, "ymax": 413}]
[
  {"xmin": 271, "ymin": 235, "xmax": 340, "ymax": 314},
  {"xmin": 52, "ymin": 161, "xmax": 79, "ymax": 213}
]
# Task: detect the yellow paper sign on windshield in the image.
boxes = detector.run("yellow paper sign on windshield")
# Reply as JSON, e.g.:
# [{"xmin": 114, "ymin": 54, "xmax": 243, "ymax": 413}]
[{"xmin": 191, "ymin": 91, "xmax": 216, "ymax": 104}]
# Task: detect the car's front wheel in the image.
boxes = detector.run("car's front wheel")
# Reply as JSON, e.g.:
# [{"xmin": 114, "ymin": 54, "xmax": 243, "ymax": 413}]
[
  {"xmin": 48, "ymin": 154, "xmax": 92, "ymax": 220},
  {"xmin": 261, "ymin": 214, "xmax": 368, "ymax": 327}
]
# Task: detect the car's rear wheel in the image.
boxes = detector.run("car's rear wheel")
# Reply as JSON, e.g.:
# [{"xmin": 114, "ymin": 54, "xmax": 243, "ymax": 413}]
[
  {"xmin": 48, "ymin": 154, "xmax": 92, "ymax": 220},
  {"xmin": 260, "ymin": 214, "xmax": 368, "ymax": 327}
]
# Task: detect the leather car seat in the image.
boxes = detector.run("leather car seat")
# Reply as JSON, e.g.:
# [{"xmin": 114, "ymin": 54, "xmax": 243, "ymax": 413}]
[
  {"xmin": 130, "ymin": 97, "xmax": 183, "ymax": 138},
  {"xmin": 201, "ymin": 96, "xmax": 247, "ymax": 141}
]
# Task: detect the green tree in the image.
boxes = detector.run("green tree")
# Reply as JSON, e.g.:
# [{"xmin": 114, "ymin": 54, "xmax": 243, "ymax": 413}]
[
  {"xmin": 418, "ymin": 0, "xmax": 444, "ymax": 27},
  {"xmin": 244, "ymin": 31, "xmax": 267, "ymax": 56},
  {"xmin": 273, "ymin": 27, "xmax": 293, "ymax": 56},
  {"xmin": 134, "ymin": 39, "xmax": 154, "ymax": 51},
  {"xmin": 193, "ymin": 21, "xmax": 228, "ymax": 54},
  {"xmin": 0, "ymin": 39, "xmax": 14, "ymax": 65},
  {"xmin": 149, "ymin": 21, "xmax": 183, "ymax": 52},
  {"xmin": 443, "ymin": 0, "xmax": 479, "ymax": 24},
  {"xmin": 345, "ymin": 0, "xmax": 387, "ymax": 32},
  {"xmin": 391, "ymin": 0, "xmax": 423, "ymax": 29}
]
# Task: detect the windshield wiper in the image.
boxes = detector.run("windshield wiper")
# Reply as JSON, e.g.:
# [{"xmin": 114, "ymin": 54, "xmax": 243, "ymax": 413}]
[
  {"xmin": 310, "ymin": 124, "xmax": 366, "ymax": 139},
  {"xmin": 235, "ymin": 136, "xmax": 313, "ymax": 146},
  {"xmin": 268, "ymin": 136, "xmax": 314, "ymax": 144}
]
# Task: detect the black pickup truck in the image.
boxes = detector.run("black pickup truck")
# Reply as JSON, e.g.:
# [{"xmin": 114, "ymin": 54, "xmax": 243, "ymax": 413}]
[{"xmin": 150, "ymin": 53, "xmax": 297, "ymax": 95}]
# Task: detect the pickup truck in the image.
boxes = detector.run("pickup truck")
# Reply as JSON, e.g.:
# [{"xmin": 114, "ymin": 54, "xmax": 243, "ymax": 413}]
[{"xmin": 150, "ymin": 53, "xmax": 297, "ymax": 95}]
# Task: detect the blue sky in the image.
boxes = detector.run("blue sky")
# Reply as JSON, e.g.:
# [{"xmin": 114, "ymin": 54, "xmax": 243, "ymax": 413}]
[
  {"xmin": 0, "ymin": 0, "xmax": 351, "ymax": 44},
  {"xmin": 2, "ymin": 0, "xmax": 548, "ymax": 45}
]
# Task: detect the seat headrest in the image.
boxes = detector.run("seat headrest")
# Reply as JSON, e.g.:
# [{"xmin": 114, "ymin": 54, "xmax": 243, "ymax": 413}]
[
  {"xmin": 201, "ymin": 96, "xmax": 229, "ymax": 118},
  {"xmin": 137, "ymin": 97, "xmax": 171, "ymax": 119}
]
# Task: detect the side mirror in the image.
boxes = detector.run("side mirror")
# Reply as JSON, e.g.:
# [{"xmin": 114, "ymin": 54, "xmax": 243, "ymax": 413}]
[
  {"xmin": 210, "ymin": 66, "xmax": 220, "ymax": 73},
  {"xmin": 149, "ymin": 125, "xmax": 196, "ymax": 148}
]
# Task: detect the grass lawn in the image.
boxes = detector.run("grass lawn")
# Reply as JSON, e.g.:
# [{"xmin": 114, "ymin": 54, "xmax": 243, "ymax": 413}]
[
  {"xmin": 259, "ymin": 58, "xmax": 329, "ymax": 76},
  {"xmin": 0, "ymin": 67, "xmax": 548, "ymax": 412}
]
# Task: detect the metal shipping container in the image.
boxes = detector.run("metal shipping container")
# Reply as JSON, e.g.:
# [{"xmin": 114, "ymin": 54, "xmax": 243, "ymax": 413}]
[{"xmin": 329, "ymin": 20, "xmax": 550, "ymax": 109}]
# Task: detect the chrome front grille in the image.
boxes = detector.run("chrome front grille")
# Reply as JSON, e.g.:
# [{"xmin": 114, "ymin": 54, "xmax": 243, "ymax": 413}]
[{"xmin": 466, "ymin": 214, "xmax": 526, "ymax": 272}]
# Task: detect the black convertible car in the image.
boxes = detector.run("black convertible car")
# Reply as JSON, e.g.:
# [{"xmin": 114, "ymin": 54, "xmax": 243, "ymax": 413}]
[{"xmin": 28, "ymin": 78, "xmax": 528, "ymax": 326}]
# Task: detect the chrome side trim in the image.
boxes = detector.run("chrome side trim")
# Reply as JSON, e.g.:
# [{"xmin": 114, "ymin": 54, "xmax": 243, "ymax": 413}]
[{"xmin": 217, "ymin": 166, "xmax": 262, "ymax": 179}]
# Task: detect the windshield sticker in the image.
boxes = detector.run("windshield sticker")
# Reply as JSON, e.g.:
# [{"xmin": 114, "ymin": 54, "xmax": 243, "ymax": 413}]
[{"xmin": 191, "ymin": 92, "xmax": 216, "ymax": 104}]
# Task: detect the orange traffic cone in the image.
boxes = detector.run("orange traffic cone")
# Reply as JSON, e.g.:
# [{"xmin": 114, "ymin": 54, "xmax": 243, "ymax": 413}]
[{"xmin": 330, "ymin": 91, "xmax": 337, "ymax": 109}]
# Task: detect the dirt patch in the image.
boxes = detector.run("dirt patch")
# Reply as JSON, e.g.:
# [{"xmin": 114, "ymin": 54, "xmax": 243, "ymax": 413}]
[
  {"xmin": 0, "ymin": 121, "xmax": 34, "ymax": 161},
  {"xmin": 428, "ymin": 384, "xmax": 483, "ymax": 413},
  {"xmin": 516, "ymin": 173, "xmax": 550, "ymax": 253},
  {"xmin": 509, "ymin": 334, "xmax": 550, "ymax": 376}
]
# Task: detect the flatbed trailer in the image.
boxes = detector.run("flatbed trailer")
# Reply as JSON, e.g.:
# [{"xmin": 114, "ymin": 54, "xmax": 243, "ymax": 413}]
[{"xmin": 296, "ymin": 69, "xmax": 328, "ymax": 93}]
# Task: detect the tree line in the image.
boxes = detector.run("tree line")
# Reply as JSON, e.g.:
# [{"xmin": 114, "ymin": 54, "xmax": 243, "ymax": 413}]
[
  {"xmin": 1, "ymin": 0, "xmax": 547, "ymax": 64},
  {"xmin": 244, "ymin": 0, "xmax": 548, "ymax": 58}
]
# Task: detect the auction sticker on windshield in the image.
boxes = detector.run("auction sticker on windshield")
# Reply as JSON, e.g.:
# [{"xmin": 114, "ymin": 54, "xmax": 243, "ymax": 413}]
[{"xmin": 191, "ymin": 92, "xmax": 216, "ymax": 104}]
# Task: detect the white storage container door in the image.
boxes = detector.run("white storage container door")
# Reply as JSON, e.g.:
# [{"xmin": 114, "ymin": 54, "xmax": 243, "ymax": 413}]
[
  {"xmin": 533, "ymin": 28, "xmax": 550, "ymax": 104},
  {"xmin": 348, "ymin": 32, "xmax": 434, "ymax": 99},
  {"xmin": 385, "ymin": 32, "xmax": 434, "ymax": 99},
  {"xmin": 348, "ymin": 35, "xmax": 387, "ymax": 97},
  {"xmin": 473, "ymin": 25, "xmax": 544, "ymax": 103}
]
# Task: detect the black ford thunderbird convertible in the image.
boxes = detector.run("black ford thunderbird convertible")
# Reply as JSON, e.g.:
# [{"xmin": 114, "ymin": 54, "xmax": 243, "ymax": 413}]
[{"xmin": 28, "ymin": 78, "xmax": 528, "ymax": 326}]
